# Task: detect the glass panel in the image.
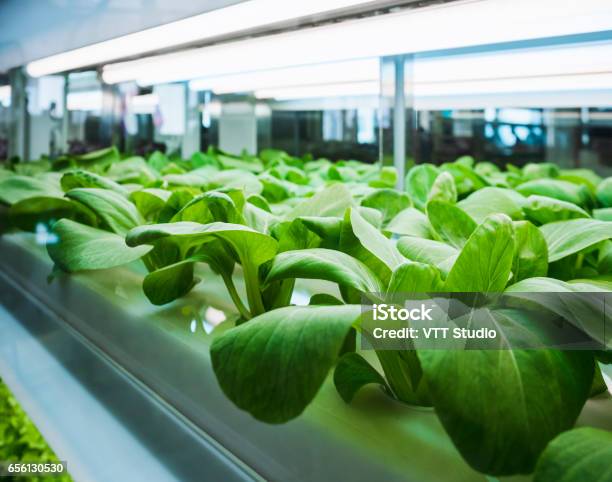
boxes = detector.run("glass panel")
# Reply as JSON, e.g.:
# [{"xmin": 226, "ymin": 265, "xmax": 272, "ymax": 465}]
[
  {"xmin": 0, "ymin": 84, "xmax": 9, "ymax": 161},
  {"xmin": 189, "ymin": 58, "xmax": 381, "ymax": 161},
  {"xmin": 409, "ymin": 37, "xmax": 612, "ymax": 175}
]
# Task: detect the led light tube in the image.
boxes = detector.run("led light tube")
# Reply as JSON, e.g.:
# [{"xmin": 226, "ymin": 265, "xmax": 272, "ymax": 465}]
[
  {"xmin": 26, "ymin": 0, "xmax": 378, "ymax": 78},
  {"xmin": 255, "ymin": 81, "xmax": 379, "ymax": 99},
  {"xmin": 188, "ymin": 59, "xmax": 379, "ymax": 94},
  {"xmin": 102, "ymin": 0, "xmax": 612, "ymax": 85},
  {"xmin": 414, "ymin": 41, "xmax": 612, "ymax": 84},
  {"xmin": 415, "ymin": 73, "xmax": 612, "ymax": 97},
  {"xmin": 248, "ymin": 70, "xmax": 612, "ymax": 101}
]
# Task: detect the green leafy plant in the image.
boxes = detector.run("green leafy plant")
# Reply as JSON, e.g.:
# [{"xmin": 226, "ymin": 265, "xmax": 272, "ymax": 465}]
[
  {"xmin": 1, "ymin": 146, "xmax": 611, "ymax": 479},
  {"xmin": 0, "ymin": 379, "xmax": 72, "ymax": 482}
]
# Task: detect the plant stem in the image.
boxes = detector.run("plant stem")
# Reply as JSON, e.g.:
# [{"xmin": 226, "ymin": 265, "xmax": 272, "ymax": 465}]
[
  {"xmin": 270, "ymin": 279, "xmax": 296, "ymax": 309},
  {"xmin": 243, "ymin": 263, "xmax": 266, "ymax": 317},
  {"xmin": 376, "ymin": 350, "xmax": 430, "ymax": 406},
  {"xmin": 221, "ymin": 271, "xmax": 251, "ymax": 320},
  {"xmin": 575, "ymin": 253, "xmax": 585, "ymax": 271}
]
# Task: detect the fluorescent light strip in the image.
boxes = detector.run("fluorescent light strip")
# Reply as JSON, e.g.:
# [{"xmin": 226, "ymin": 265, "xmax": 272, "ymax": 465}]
[
  {"xmin": 414, "ymin": 41, "xmax": 612, "ymax": 83},
  {"xmin": 188, "ymin": 59, "xmax": 379, "ymax": 93},
  {"xmin": 26, "ymin": 0, "xmax": 377, "ymax": 77},
  {"xmin": 102, "ymin": 0, "xmax": 612, "ymax": 85},
  {"xmin": 251, "ymin": 71, "xmax": 612, "ymax": 101},
  {"xmin": 415, "ymin": 73, "xmax": 612, "ymax": 97},
  {"xmin": 255, "ymin": 81, "xmax": 379, "ymax": 99},
  {"xmin": 186, "ymin": 46, "xmax": 612, "ymax": 100}
]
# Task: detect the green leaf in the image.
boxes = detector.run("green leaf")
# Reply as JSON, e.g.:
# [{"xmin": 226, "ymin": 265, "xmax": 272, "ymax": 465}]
[
  {"xmin": 387, "ymin": 261, "xmax": 443, "ymax": 293},
  {"xmin": 273, "ymin": 219, "xmax": 319, "ymax": 253},
  {"xmin": 210, "ymin": 305, "xmax": 362, "ymax": 423},
  {"xmin": 126, "ymin": 221, "xmax": 277, "ymax": 267},
  {"xmin": 427, "ymin": 171, "xmax": 457, "ymax": 204},
  {"xmin": 260, "ymin": 173, "xmax": 292, "ymax": 202},
  {"xmin": 207, "ymin": 169, "xmax": 263, "ymax": 196},
  {"xmin": 458, "ymin": 187, "xmax": 525, "ymax": 224},
  {"xmin": 129, "ymin": 188, "xmax": 172, "ymax": 221},
  {"xmin": 356, "ymin": 205, "xmax": 383, "ymax": 229},
  {"xmin": 559, "ymin": 170, "xmax": 601, "ymax": 194},
  {"xmin": 419, "ymin": 341, "xmax": 593, "ymax": 475},
  {"xmin": 523, "ymin": 195, "xmax": 590, "ymax": 225},
  {"xmin": 0, "ymin": 175, "xmax": 63, "ymax": 205},
  {"xmin": 266, "ymin": 248, "xmax": 384, "ymax": 293},
  {"xmin": 243, "ymin": 203, "xmax": 277, "ymax": 234},
  {"xmin": 47, "ymin": 219, "xmax": 151, "ymax": 272},
  {"xmin": 309, "ymin": 293, "xmax": 344, "ymax": 305},
  {"xmin": 590, "ymin": 364, "xmax": 608, "ymax": 397},
  {"xmin": 333, "ymin": 353, "xmax": 390, "ymax": 403},
  {"xmin": 505, "ymin": 277, "xmax": 610, "ymax": 346},
  {"xmin": 128, "ymin": 221, "xmax": 277, "ymax": 315},
  {"xmin": 148, "ymin": 150, "xmax": 171, "ymax": 171},
  {"xmin": 506, "ymin": 276, "xmax": 607, "ymax": 293},
  {"xmin": 65, "ymin": 188, "xmax": 142, "ymax": 235},
  {"xmin": 596, "ymin": 350, "xmax": 612, "ymax": 364},
  {"xmin": 60, "ymin": 169, "xmax": 128, "ymax": 196},
  {"xmin": 426, "ymin": 200, "xmax": 476, "ymax": 249},
  {"xmin": 107, "ymin": 156, "xmax": 159, "ymax": 184},
  {"xmin": 516, "ymin": 179, "xmax": 593, "ymax": 208},
  {"xmin": 286, "ymin": 184, "xmax": 353, "ymax": 219},
  {"xmin": 386, "ymin": 207, "xmax": 433, "ymax": 239},
  {"xmin": 441, "ymin": 162, "xmax": 489, "ymax": 195},
  {"xmin": 74, "ymin": 146, "xmax": 120, "ymax": 167},
  {"xmin": 540, "ymin": 219, "xmax": 612, "ymax": 262},
  {"xmin": 512, "ymin": 221, "xmax": 549, "ymax": 282},
  {"xmin": 522, "ymin": 162, "xmax": 560, "ymax": 181},
  {"xmin": 8, "ymin": 196, "xmax": 95, "ymax": 231},
  {"xmin": 172, "ymin": 191, "xmax": 244, "ymax": 224},
  {"xmin": 596, "ymin": 177, "xmax": 612, "ymax": 207},
  {"xmin": 218, "ymin": 153, "xmax": 263, "ymax": 173},
  {"xmin": 397, "ymin": 237, "xmax": 458, "ymax": 276},
  {"xmin": 142, "ymin": 257, "xmax": 202, "ymax": 305},
  {"xmin": 444, "ymin": 214, "xmax": 515, "ymax": 292},
  {"xmin": 297, "ymin": 216, "xmax": 343, "ymax": 249},
  {"xmin": 360, "ymin": 188, "xmax": 411, "ymax": 225},
  {"xmin": 157, "ymin": 190, "xmax": 194, "ymax": 223},
  {"xmin": 534, "ymin": 428, "xmax": 612, "ymax": 482},
  {"xmin": 247, "ymin": 194, "xmax": 271, "ymax": 212},
  {"xmin": 163, "ymin": 173, "xmax": 207, "ymax": 188},
  {"xmin": 597, "ymin": 241, "xmax": 612, "ymax": 274},
  {"xmin": 405, "ymin": 164, "xmax": 440, "ymax": 211},
  {"xmin": 349, "ymin": 208, "xmax": 405, "ymax": 271},
  {"xmin": 593, "ymin": 208, "xmax": 612, "ymax": 221}
]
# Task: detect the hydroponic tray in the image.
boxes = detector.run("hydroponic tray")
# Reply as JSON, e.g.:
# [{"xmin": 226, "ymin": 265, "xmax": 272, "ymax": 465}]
[{"xmin": 1, "ymin": 233, "xmax": 610, "ymax": 482}]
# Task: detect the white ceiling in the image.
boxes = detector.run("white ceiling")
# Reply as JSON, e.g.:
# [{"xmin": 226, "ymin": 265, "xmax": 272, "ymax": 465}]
[{"xmin": 0, "ymin": 0, "xmax": 244, "ymax": 72}]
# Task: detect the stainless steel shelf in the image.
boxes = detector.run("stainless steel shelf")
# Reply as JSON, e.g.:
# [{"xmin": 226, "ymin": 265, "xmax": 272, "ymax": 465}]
[{"xmin": 5, "ymin": 233, "xmax": 607, "ymax": 482}]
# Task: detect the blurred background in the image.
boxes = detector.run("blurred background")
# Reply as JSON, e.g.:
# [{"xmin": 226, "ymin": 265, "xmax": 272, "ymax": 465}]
[{"xmin": 0, "ymin": 0, "xmax": 611, "ymax": 172}]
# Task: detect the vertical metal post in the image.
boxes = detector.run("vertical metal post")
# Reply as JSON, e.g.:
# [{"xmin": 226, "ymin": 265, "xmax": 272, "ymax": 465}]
[
  {"xmin": 61, "ymin": 73, "xmax": 70, "ymax": 153},
  {"xmin": 379, "ymin": 55, "xmax": 407, "ymax": 189},
  {"xmin": 8, "ymin": 68, "xmax": 28, "ymax": 161},
  {"xmin": 393, "ymin": 56, "xmax": 406, "ymax": 188},
  {"xmin": 379, "ymin": 57, "xmax": 394, "ymax": 168},
  {"xmin": 182, "ymin": 83, "xmax": 201, "ymax": 158},
  {"xmin": 404, "ymin": 54, "xmax": 417, "ymax": 178}
]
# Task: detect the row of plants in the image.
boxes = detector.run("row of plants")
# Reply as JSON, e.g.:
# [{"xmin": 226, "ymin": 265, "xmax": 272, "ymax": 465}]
[
  {"xmin": 1, "ymin": 146, "xmax": 611, "ymax": 480},
  {"xmin": 0, "ymin": 378, "xmax": 72, "ymax": 482}
]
